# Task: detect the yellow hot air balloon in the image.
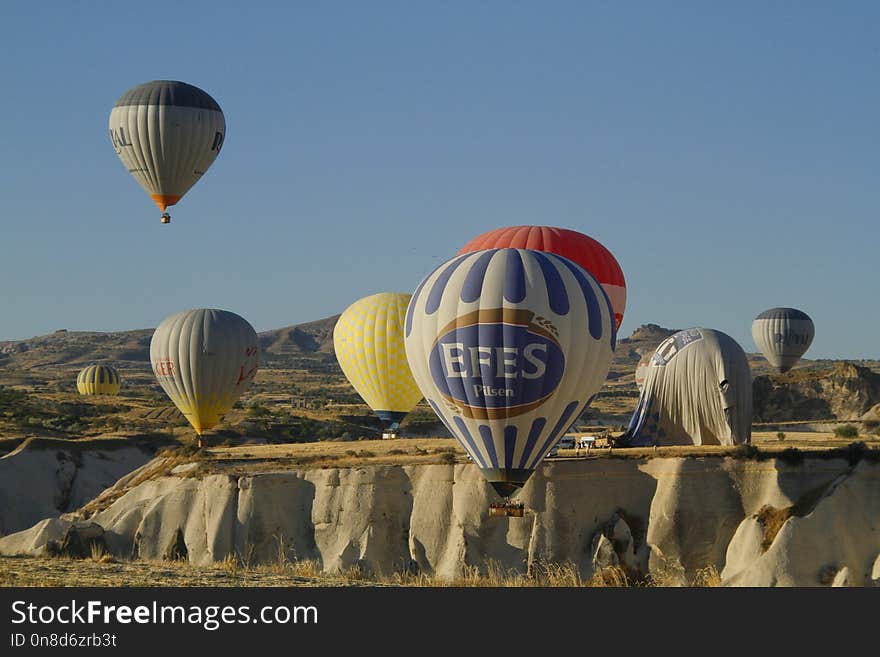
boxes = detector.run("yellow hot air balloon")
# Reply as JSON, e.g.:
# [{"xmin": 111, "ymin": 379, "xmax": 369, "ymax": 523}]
[
  {"xmin": 76, "ymin": 364, "xmax": 122, "ymax": 396},
  {"xmin": 333, "ymin": 292, "xmax": 423, "ymax": 434}
]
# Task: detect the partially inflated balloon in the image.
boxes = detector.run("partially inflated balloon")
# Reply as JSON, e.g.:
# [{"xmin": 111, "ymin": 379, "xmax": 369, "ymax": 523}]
[
  {"xmin": 150, "ymin": 309, "xmax": 258, "ymax": 435},
  {"xmin": 333, "ymin": 292, "xmax": 423, "ymax": 429},
  {"xmin": 405, "ymin": 248, "xmax": 616, "ymax": 497},
  {"xmin": 77, "ymin": 364, "xmax": 121, "ymax": 396},
  {"xmin": 751, "ymin": 308, "xmax": 815, "ymax": 373},
  {"xmin": 459, "ymin": 226, "xmax": 626, "ymax": 329},
  {"xmin": 635, "ymin": 354, "xmax": 651, "ymax": 391},
  {"xmin": 109, "ymin": 80, "xmax": 225, "ymax": 222}
]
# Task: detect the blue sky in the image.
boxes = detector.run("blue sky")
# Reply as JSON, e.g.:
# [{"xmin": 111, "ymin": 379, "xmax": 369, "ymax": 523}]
[{"xmin": 0, "ymin": 1, "xmax": 876, "ymax": 358}]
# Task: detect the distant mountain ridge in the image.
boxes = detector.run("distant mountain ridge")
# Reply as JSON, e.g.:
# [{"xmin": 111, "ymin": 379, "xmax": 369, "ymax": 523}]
[
  {"xmin": 0, "ymin": 319, "xmax": 813, "ymax": 370},
  {"xmin": 2, "ymin": 320, "xmax": 880, "ymax": 424},
  {"xmin": 0, "ymin": 316, "xmax": 342, "ymax": 370},
  {"xmin": 1, "ymin": 319, "xmax": 680, "ymax": 369},
  {"xmin": 259, "ymin": 316, "xmax": 339, "ymax": 356}
]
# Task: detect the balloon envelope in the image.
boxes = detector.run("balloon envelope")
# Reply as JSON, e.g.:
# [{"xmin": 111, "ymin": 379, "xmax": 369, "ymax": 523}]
[
  {"xmin": 109, "ymin": 80, "xmax": 225, "ymax": 215},
  {"xmin": 405, "ymin": 248, "xmax": 616, "ymax": 497},
  {"xmin": 623, "ymin": 328, "xmax": 752, "ymax": 446},
  {"xmin": 751, "ymin": 307, "xmax": 815, "ymax": 373},
  {"xmin": 77, "ymin": 364, "xmax": 121, "ymax": 396},
  {"xmin": 635, "ymin": 353, "xmax": 651, "ymax": 391},
  {"xmin": 459, "ymin": 226, "xmax": 626, "ymax": 329},
  {"xmin": 150, "ymin": 308, "xmax": 258, "ymax": 435},
  {"xmin": 333, "ymin": 292, "xmax": 423, "ymax": 428}
]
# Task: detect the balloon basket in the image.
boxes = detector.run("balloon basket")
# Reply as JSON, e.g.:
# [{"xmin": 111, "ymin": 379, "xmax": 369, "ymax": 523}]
[
  {"xmin": 489, "ymin": 501, "xmax": 525, "ymax": 518},
  {"xmin": 161, "ymin": 213, "xmax": 171, "ymax": 224}
]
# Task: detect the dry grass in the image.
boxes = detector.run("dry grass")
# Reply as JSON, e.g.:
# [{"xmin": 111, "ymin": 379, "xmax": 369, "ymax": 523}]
[
  {"xmin": 88, "ymin": 542, "xmax": 114, "ymax": 564},
  {"xmin": 691, "ymin": 565, "xmax": 723, "ymax": 587},
  {"xmin": 0, "ymin": 554, "xmax": 727, "ymax": 588},
  {"xmin": 588, "ymin": 565, "xmax": 633, "ymax": 587},
  {"xmin": 180, "ymin": 434, "xmax": 880, "ymax": 478},
  {"xmin": 756, "ymin": 505, "xmax": 795, "ymax": 551},
  {"xmin": 201, "ymin": 438, "xmax": 469, "ymax": 474},
  {"xmin": 0, "ymin": 555, "xmax": 383, "ymax": 588}
]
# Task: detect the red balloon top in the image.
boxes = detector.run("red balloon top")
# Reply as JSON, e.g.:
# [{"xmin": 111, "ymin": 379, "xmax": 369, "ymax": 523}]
[{"xmin": 459, "ymin": 225, "xmax": 626, "ymax": 328}]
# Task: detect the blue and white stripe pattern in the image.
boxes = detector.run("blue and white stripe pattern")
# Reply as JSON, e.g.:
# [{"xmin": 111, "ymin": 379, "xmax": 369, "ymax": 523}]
[{"xmin": 405, "ymin": 248, "xmax": 615, "ymax": 491}]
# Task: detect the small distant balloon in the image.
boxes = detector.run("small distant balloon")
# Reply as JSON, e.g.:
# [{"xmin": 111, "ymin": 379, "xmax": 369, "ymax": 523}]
[
  {"xmin": 751, "ymin": 307, "xmax": 815, "ymax": 373},
  {"xmin": 77, "ymin": 364, "xmax": 121, "ymax": 396},
  {"xmin": 109, "ymin": 80, "xmax": 225, "ymax": 224}
]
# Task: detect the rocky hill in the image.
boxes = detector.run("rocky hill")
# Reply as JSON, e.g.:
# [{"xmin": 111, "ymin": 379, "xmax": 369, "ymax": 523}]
[
  {"xmin": 614, "ymin": 323, "xmax": 678, "ymax": 363},
  {"xmin": 3, "ymin": 320, "xmax": 880, "ymax": 428},
  {"xmin": 0, "ymin": 329, "xmax": 154, "ymax": 369},
  {"xmin": 258, "ymin": 316, "xmax": 340, "ymax": 369},
  {"xmin": 754, "ymin": 362, "xmax": 880, "ymax": 422},
  {"xmin": 0, "ymin": 317, "xmax": 342, "ymax": 371}
]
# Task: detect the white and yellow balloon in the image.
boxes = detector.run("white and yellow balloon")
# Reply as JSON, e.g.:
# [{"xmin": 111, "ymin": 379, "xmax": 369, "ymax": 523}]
[
  {"xmin": 150, "ymin": 308, "xmax": 259, "ymax": 442},
  {"xmin": 405, "ymin": 248, "xmax": 616, "ymax": 497},
  {"xmin": 109, "ymin": 80, "xmax": 225, "ymax": 223},
  {"xmin": 333, "ymin": 292, "xmax": 423, "ymax": 430}
]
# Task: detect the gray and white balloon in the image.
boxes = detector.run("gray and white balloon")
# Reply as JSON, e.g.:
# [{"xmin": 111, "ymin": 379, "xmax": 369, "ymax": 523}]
[
  {"xmin": 150, "ymin": 308, "xmax": 259, "ymax": 436},
  {"xmin": 751, "ymin": 307, "xmax": 815, "ymax": 373}
]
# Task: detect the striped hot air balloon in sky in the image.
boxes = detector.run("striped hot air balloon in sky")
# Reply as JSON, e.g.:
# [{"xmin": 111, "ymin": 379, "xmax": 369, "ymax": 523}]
[
  {"xmin": 150, "ymin": 308, "xmax": 258, "ymax": 439},
  {"xmin": 751, "ymin": 307, "xmax": 815, "ymax": 373},
  {"xmin": 459, "ymin": 226, "xmax": 627, "ymax": 329},
  {"xmin": 405, "ymin": 248, "xmax": 616, "ymax": 497},
  {"xmin": 76, "ymin": 364, "xmax": 122, "ymax": 396},
  {"xmin": 109, "ymin": 80, "xmax": 225, "ymax": 223},
  {"xmin": 333, "ymin": 292, "xmax": 423, "ymax": 431}
]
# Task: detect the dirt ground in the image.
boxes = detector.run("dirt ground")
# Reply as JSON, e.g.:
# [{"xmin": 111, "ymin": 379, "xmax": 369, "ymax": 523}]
[{"xmin": 191, "ymin": 431, "xmax": 880, "ymax": 475}]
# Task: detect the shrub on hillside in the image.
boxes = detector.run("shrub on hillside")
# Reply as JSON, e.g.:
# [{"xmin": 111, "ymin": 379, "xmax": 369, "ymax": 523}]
[{"xmin": 834, "ymin": 424, "xmax": 859, "ymax": 439}]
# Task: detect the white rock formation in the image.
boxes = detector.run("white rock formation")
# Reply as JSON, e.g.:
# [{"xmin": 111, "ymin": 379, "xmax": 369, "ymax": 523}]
[
  {"xmin": 721, "ymin": 460, "xmax": 880, "ymax": 586},
  {"xmin": 0, "ymin": 439, "xmax": 152, "ymax": 536},
  {"xmin": 2, "ymin": 455, "xmax": 877, "ymax": 586}
]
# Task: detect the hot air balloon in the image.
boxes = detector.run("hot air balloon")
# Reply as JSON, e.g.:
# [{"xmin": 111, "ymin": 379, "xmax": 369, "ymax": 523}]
[
  {"xmin": 404, "ymin": 248, "xmax": 616, "ymax": 511},
  {"xmin": 333, "ymin": 292, "xmax": 423, "ymax": 437},
  {"xmin": 76, "ymin": 364, "xmax": 122, "ymax": 396},
  {"xmin": 751, "ymin": 308, "xmax": 815, "ymax": 373},
  {"xmin": 150, "ymin": 308, "xmax": 258, "ymax": 446},
  {"xmin": 109, "ymin": 80, "xmax": 225, "ymax": 224},
  {"xmin": 459, "ymin": 226, "xmax": 627, "ymax": 329},
  {"xmin": 622, "ymin": 328, "xmax": 752, "ymax": 447}
]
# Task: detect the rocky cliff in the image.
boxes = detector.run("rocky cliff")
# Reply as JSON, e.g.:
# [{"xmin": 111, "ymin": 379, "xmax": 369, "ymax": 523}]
[
  {"xmin": 0, "ymin": 438, "xmax": 153, "ymax": 536},
  {"xmin": 3, "ymin": 454, "xmax": 878, "ymax": 586},
  {"xmin": 754, "ymin": 362, "xmax": 880, "ymax": 421}
]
